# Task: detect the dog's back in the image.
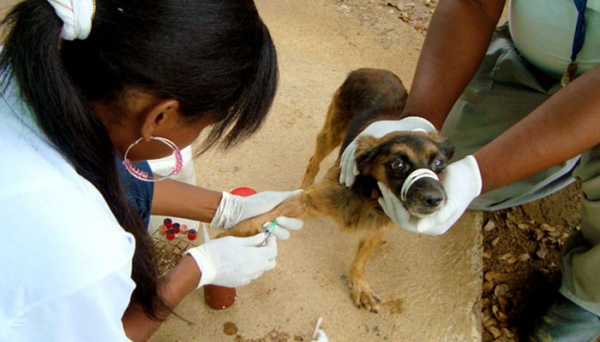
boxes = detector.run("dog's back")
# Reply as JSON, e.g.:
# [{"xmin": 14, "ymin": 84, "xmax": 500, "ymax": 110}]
[
  {"xmin": 300, "ymin": 68, "xmax": 408, "ymax": 188},
  {"xmin": 335, "ymin": 68, "xmax": 408, "ymax": 149},
  {"xmin": 335, "ymin": 68, "xmax": 407, "ymax": 119}
]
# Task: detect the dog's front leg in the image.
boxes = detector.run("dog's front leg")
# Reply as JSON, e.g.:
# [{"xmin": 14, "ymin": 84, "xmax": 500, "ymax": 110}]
[
  {"xmin": 216, "ymin": 193, "xmax": 307, "ymax": 239},
  {"xmin": 215, "ymin": 213, "xmax": 279, "ymax": 239},
  {"xmin": 348, "ymin": 228, "xmax": 386, "ymax": 313}
]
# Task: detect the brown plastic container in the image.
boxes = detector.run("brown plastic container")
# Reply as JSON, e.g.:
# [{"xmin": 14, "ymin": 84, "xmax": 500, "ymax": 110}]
[{"xmin": 204, "ymin": 284, "xmax": 237, "ymax": 310}]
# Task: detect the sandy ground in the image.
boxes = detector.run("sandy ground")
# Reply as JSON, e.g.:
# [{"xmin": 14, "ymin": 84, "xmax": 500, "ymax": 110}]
[{"xmin": 151, "ymin": 1, "xmax": 484, "ymax": 341}]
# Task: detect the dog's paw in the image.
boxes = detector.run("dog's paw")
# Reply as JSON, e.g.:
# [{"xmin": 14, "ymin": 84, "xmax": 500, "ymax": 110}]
[{"xmin": 349, "ymin": 278, "xmax": 381, "ymax": 313}]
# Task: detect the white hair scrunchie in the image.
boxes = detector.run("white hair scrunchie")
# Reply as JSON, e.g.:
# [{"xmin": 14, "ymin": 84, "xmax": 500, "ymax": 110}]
[{"xmin": 47, "ymin": 0, "xmax": 95, "ymax": 41}]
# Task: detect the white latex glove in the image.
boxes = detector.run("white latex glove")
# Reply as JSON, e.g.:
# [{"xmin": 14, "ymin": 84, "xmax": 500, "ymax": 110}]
[
  {"xmin": 339, "ymin": 116, "xmax": 436, "ymax": 187},
  {"xmin": 185, "ymin": 234, "xmax": 277, "ymax": 288},
  {"xmin": 378, "ymin": 155, "xmax": 482, "ymax": 235},
  {"xmin": 258, "ymin": 216, "xmax": 304, "ymax": 240},
  {"xmin": 210, "ymin": 190, "xmax": 302, "ymax": 229}
]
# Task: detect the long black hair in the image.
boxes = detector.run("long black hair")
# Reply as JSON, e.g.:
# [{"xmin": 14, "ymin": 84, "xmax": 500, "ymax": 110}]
[{"xmin": 0, "ymin": 0, "xmax": 278, "ymax": 320}]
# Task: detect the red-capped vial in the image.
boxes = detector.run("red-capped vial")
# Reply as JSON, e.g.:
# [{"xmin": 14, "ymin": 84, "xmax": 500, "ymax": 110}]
[
  {"xmin": 230, "ymin": 187, "xmax": 257, "ymax": 197},
  {"xmin": 187, "ymin": 229, "xmax": 197, "ymax": 241},
  {"xmin": 172, "ymin": 222, "xmax": 181, "ymax": 234},
  {"xmin": 163, "ymin": 218, "xmax": 173, "ymax": 229},
  {"xmin": 166, "ymin": 229, "xmax": 175, "ymax": 241}
]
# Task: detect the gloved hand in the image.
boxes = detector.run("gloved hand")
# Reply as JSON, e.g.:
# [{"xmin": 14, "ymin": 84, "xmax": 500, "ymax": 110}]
[
  {"xmin": 210, "ymin": 190, "xmax": 302, "ymax": 229},
  {"xmin": 185, "ymin": 234, "xmax": 277, "ymax": 288},
  {"xmin": 377, "ymin": 155, "xmax": 482, "ymax": 235},
  {"xmin": 258, "ymin": 216, "xmax": 304, "ymax": 240},
  {"xmin": 339, "ymin": 116, "xmax": 436, "ymax": 186}
]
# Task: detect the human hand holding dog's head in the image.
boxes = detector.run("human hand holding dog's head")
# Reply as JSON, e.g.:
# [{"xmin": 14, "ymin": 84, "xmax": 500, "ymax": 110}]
[{"xmin": 339, "ymin": 117, "xmax": 436, "ymax": 187}]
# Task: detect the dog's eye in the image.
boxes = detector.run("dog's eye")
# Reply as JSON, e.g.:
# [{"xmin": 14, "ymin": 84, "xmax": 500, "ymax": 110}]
[
  {"xmin": 431, "ymin": 158, "xmax": 444, "ymax": 170},
  {"xmin": 390, "ymin": 160, "xmax": 406, "ymax": 171}
]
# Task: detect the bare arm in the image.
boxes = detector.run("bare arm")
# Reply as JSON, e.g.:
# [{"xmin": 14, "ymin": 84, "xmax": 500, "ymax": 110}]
[
  {"xmin": 122, "ymin": 255, "xmax": 201, "ymax": 342},
  {"xmin": 151, "ymin": 178, "xmax": 222, "ymax": 222},
  {"xmin": 475, "ymin": 66, "xmax": 600, "ymax": 192},
  {"xmin": 403, "ymin": 0, "xmax": 600, "ymax": 194},
  {"xmin": 402, "ymin": 0, "xmax": 506, "ymax": 128}
]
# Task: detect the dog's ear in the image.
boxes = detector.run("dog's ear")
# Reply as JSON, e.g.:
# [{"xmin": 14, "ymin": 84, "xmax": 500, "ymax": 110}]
[
  {"xmin": 426, "ymin": 132, "xmax": 454, "ymax": 160},
  {"xmin": 355, "ymin": 135, "xmax": 382, "ymax": 175},
  {"xmin": 436, "ymin": 139, "xmax": 454, "ymax": 160}
]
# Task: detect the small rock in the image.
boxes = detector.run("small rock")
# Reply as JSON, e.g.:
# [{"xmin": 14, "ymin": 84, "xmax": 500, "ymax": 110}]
[
  {"xmin": 540, "ymin": 223, "xmax": 557, "ymax": 232},
  {"xmin": 536, "ymin": 244, "xmax": 549, "ymax": 259},
  {"xmin": 494, "ymin": 284, "xmax": 509, "ymax": 297},
  {"xmin": 483, "ymin": 220, "xmax": 496, "ymax": 231},
  {"xmin": 492, "ymin": 236, "xmax": 500, "ymax": 246},
  {"xmin": 487, "ymin": 326, "xmax": 502, "ymax": 338}
]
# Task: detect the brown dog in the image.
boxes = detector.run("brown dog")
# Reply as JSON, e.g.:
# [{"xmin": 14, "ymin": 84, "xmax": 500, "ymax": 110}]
[{"xmin": 219, "ymin": 68, "xmax": 453, "ymax": 313}]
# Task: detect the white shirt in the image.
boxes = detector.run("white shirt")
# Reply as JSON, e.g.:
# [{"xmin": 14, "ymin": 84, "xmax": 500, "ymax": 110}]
[
  {"xmin": 0, "ymin": 81, "xmax": 136, "ymax": 341},
  {"xmin": 510, "ymin": 0, "xmax": 600, "ymax": 79}
]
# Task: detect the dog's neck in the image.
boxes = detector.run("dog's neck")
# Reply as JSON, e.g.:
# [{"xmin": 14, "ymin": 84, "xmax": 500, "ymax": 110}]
[{"xmin": 352, "ymin": 174, "xmax": 385, "ymax": 213}]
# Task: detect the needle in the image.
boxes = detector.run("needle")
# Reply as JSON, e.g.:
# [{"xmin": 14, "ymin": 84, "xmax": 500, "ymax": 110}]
[{"xmin": 258, "ymin": 218, "xmax": 278, "ymax": 246}]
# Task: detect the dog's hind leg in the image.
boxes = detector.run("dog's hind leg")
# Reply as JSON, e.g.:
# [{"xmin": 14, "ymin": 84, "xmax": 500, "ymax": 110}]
[
  {"xmin": 300, "ymin": 128, "xmax": 344, "ymax": 189},
  {"xmin": 300, "ymin": 91, "xmax": 352, "ymax": 189},
  {"xmin": 348, "ymin": 228, "xmax": 387, "ymax": 313}
]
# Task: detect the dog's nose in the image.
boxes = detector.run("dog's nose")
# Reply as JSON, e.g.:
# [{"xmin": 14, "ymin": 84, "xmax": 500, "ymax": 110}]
[{"xmin": 423, "ymin": 193, "xmax": 444, "ymax": 208}]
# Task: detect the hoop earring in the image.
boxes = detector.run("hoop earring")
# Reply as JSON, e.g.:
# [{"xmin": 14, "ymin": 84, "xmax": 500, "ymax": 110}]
[{"xmin": 123, "ymin": 137, "xmax": 183, "ymax": 182}]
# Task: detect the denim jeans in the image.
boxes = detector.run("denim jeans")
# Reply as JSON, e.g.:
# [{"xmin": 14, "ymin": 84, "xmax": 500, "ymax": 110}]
[{"xmin": 117, "ymin": 159, "xmax": 154, "ymax": 228}]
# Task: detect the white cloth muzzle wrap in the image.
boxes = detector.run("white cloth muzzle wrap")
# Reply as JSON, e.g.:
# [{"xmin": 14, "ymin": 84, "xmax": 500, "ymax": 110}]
[
  {"xmin": 47, "ymin": 0, "xmax": 95, "ymax": 40},
  {"xmin": 400, "ymin": 168, "xmax": 439, "ymax": 203}
]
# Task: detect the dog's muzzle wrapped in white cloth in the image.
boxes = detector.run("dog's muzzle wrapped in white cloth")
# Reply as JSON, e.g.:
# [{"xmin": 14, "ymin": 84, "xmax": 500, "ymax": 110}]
[
  {"xmin": 400, "ymin": 168, "xmax": 440, "ymax": 203},
  {"xmin": 378, "ymin": 155, "xmax": 482, "ymax": 236}
]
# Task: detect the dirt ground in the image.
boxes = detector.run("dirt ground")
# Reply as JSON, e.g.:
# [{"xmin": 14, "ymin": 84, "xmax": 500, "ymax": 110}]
[{"xmin": 479, "ymin": 184, "xmax": 581, "ymax": 341}]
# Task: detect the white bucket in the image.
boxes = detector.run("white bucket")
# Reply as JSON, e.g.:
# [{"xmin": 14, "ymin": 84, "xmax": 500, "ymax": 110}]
[{"xmin": 147, "ymin": 146, "xmax": 200, "ymax": 235}]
